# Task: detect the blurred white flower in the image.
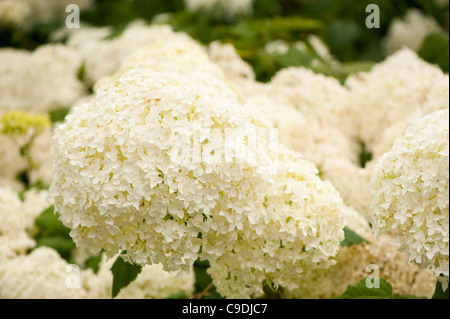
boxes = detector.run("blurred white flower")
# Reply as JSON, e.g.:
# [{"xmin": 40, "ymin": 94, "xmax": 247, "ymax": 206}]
[{"xmin": 371, "ymin": 109, "xmax": 449, "ymax": 290}]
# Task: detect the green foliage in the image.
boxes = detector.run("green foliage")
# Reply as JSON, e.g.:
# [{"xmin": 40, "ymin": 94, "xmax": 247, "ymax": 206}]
[
  {"xmin": 1, "ymin": 0, "xmax": 448, "ymax": 300},
  {"xmin": 358, "ymin": 142, "xmax": 374, "ymax": 168},
  {"xmin": 48, "ymin": 107, "xmax": 71, "ymax": 123},
  {"xmin": 110, "ymin": 253, "xmax": 143, "ymax": 298},
  {"xmin": 340, "ymin": 227, "xmax": 368, "ymax": 247},
  {"xmin": 166, "ymin": 292, "xmax": 190, "ymax": 299},
  {"xmin": 32, "ymin": 205, "xmax": 76, "ymax": 261},
  {"xmin": 432, "ymin": 277, "xmax": 450, "ymax": 299},
  {"xmin": 193, "ymin": 259, "xmax": 224, "ymax": 299},
  {"xmin": 84, "ymin": 253, "xmax": 103, "ymax": 275},
  {"xmin": 418, "ymin": 33, "xmax": 450, "ymax": 73},
  {"xmin": 331, "ymin": 277, "xmax": 427, "ymax": 299}
]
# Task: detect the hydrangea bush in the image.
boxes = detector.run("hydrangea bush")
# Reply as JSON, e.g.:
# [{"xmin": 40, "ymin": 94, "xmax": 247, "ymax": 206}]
[{"xmin": 0, "ymin": 0, "xmax": 448, "ymax": 300}]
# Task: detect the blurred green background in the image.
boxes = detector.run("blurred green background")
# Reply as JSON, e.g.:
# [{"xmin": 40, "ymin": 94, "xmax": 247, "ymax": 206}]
[{"xmin": 1, "ymin": 0, "xmax": 448, "ymax": 83}]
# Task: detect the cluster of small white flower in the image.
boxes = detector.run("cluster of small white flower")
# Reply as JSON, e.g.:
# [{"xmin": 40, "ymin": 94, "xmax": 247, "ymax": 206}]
[
  {"xmin": 96, "ymin": 255, "xmax": 196, "ymax": 299},
  {"xmin": 0, "ymin": 44, "xmax": 85, "ymax": 113},
  {"xmin": 371, "ymin": 109, "xmax": 449, "ymax": 290},
  {"xmin": 383, "ymin": 9, "xmax": 443, "ymax": 55},
  {"xmin": 0, "ymin": 187, "xmax": 48, "ymax": 261},
  {"xmin": 0, "ymin": 15, "xmax": 448, "ymax": 298},
  {"xmin": 285, "ymin": 207, "xmax": 437, "ymax": 299},
  {"xmin": 49, "ymin": 65, "xmax": 347, "ymax": 298}
]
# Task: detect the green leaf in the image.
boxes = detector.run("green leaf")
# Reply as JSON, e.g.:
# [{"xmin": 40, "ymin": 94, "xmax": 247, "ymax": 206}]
[
  {"xmin": 34, "ymin": 205, "xmax": 71, "ymax": 237},
  {"xmin": 358, "ymin": 142, "xmax": 373, "ymax": 168},
  {"xmin": 48, "ymin": 107, "xmax": 70, "ymax": 123},
  {"xmin": 432, "ymin": 277, "xmax": 449, "ymax": 299},
  {"xmin": 418, "ymin": 33, "xmax": 449, "ymax": 73},
  {"xmin": 166, "ymin": 292, "xmax": 189, "ymax": 299},
  {"xmin": 193, "ymin": 258, "xmax": 224, "ymax": 299},
  {"xmin": 331, "ymin": 277, "xmax": 428, "ymax": 299},
  {"xmin": 340, "ymin": 227, "xmax": 367, "ymax": 247},
  {"xmin": 389, "ymin": 293, "xmax": 427, "ymax": 299},
  {"xmin": 32, "ymin": 205, "xmax": 76, "ymax": 260},
  {"xmin": 110, "ymin": 254, "xmax": 142, "ymax": 298},
  {"xmin": 35, "ymin": 236, "xmax": 75, "ymax": 256},
  {"xmin": 275, "ymin": 47, "xmax": 316, "ymax": 68},
  {"xmin": 84, "ymin": 253, "xmax": 103, "ymax": 274},
  {"xmin": 76, "ymin": 62, "xmax": 86, "ymax": 82},
  {"xmin": 331, "ymin": 277, "xmax": 393, "ymax": 299}
]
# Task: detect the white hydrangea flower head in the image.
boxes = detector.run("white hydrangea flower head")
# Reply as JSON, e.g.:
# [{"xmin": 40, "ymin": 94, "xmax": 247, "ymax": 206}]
[
  {"xmin": 208, "ymin": 41, "xmax": 255, "ymax": 82},
  {"xmin": 65, "ymin": 21, "xmax": 198, "ymax": 84},
  {"xmin": 383, "ymin": 9, "xmax": 443, "ymax": 55},
  {"xmin": 184, "ymin": 0, "xmax": 254, "ymax": 19},
  {"xmin": 92, "ymin": 254, "xmax": 195, "ymax": 299},
  {"xmin": 285, "ymin": 206, "xmax": 436, "ymax": 299},
  {"xmin": 267, "ymin": 67, "xmax": 354, "ymax": 138},
  {"xmin": 0, "ymin": 45, "xmax": 85, "ymax": 113},
  {"xmin": 21, "ymin": 188, "xmax": 50, "ymax": 236},
  {"xmin": 116, "ymin": 262, "xmax": 195, "ymax": 299},
  {"xmin": 286, "ymin": 233, "xmax": 437, "ymax": 299},
  {"xmin": 0, "ymin": 0, "xmax": 30, "ymax": 27},
  {"xmin": 320, "ymin": 158, "xmax": 374, "ymax": 220},
  {"xmin": 345, "ymin": 48, "xmax": 446, "ymax": 151},
  {"xmin": 50, "ymin": 67, "xmax": 346, "ymax": 297},
  {"xmin": 0, "ymin": 134, "xmax": 27, "ymax": 191},
  {"xmin": 422, "ymin": 76, "xmax": 449, "ymax": 115},
  {"xmin": 373, "ymin": 118, "xmax": 416, "ymax": 160},
  {"xmin": 244, "ymin": 89, "xmax": 359, "ymax": 168},
  {"xmin": 28, "ymin": 127, "xmax": 54, "ymax": 187},
  {"xmin": 0, "ymin": 186, "xmax": 48, "ymax": 260},
  {"xmin": 0, "ymin": 186, "xmax": 28, "ymax": 236},
  {"xmin": 95, "ymin": 37, "xmax": 224, "ymax": 90},
  {"xmin": 0, "ymin": 246, "xmax": 99, "ymax": 299},
  {"xmin": 206, "ymin": 145, "xmax": 346, "ymax": 299},
  {"xmin": 0, "ymin": 232, "xmax": 35, "ymax": 263},
  {"xmin": 371, "ymin": 109, "xmax": 449, "ymax": 290},
  {"xmin": 50, "ymin": 68, "xmax": 275, "ymax": 272}
]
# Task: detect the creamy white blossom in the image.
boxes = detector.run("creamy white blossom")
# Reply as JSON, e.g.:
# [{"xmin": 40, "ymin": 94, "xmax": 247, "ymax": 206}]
[
  {"xmin": 345, "ymin": 48, "xmax": 446, "ymax": 151},
  {"xmin": 383, "ymin": 9, "xmax": 443, "ymax": 55},
  {"xmin": 286, "ymin": 233, "xmax": 437, "ymax": 299},
  {"xmin": 0, "ymin": 186, "xmax": 28, "ymax": 237},
  {"xmin": 0, "ymin": 134, "xmax": 27, "ymax": 191},
  {"xmin": 268, "ymin": 66, "xmax": 354, "ymax": 138},
  {"xmin": 0, "ymin": 186, "xmax": 49, "ymax": 260},
  {"xmin": 0, "ymin": 45, "xmax": 85, "ymax": 113},
  {"xmin": 208, "ymin": 41, "xmax": 255, "ymax": 82},
  {"xmin": 28, "ymin": 127, "xmax": 54, "ymax": 187},
  {"xmin": 98, "ymin": 256, "xmax": 196, "ymax": 299},
  {"xmin": 49, "ymin": 68, "xmax": 346, "ymax": 297},
  {"xmin": 96, "ymin": 36, "xmax": 224, "ymax": 90},
  {"xmin": 0, "ymin": 247, "xmax": 100, "ymax": 299},
  {"xmin": 286, "ymin": 207, "xmax": 436, "ymax": 299},
  {"xmin": 207, "ymin": 145, "xmax": 345, "ymax": 298},
  {"xmin": 422, "ymin": 76, "xmax": 450, "ymax": 115},
  {"xmin": 320, "ymin": 159, "xmax": 374, "ymax": 220},
  {"xmin": 64, "ymin": 21, "xmax": 200, "ymax": 84},
  {"xmin": 0, "ymin": 0, "xmax": 30, "ymax": 27},
  {"xmin": 371, "ymin": 109, "xmax": 449, "ymax": 290}
]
